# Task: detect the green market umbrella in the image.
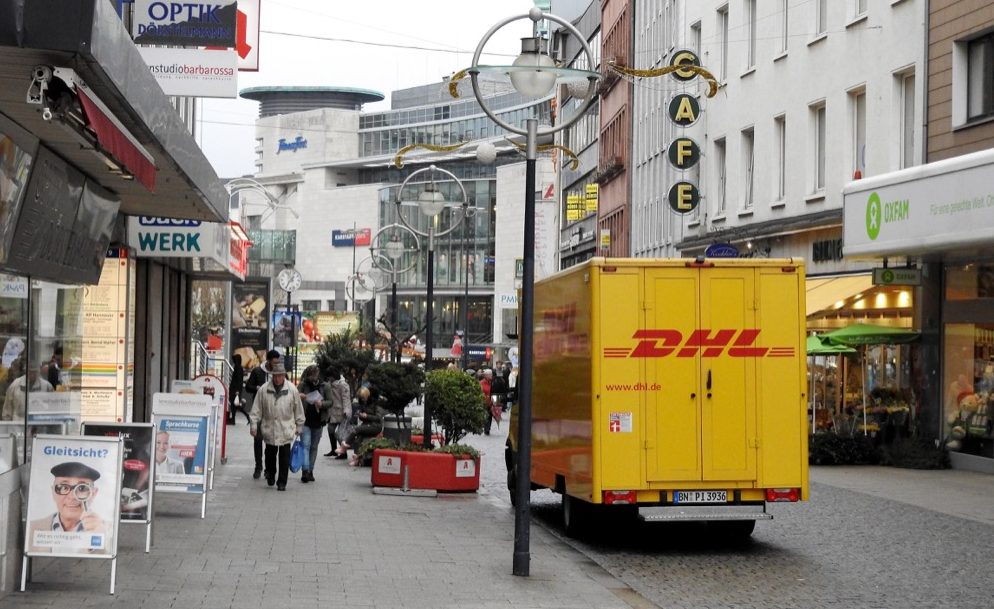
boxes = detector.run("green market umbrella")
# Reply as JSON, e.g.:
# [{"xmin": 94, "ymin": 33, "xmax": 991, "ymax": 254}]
[
  {"xmin": 822, "ymin": 323, "xmax": 919, "ymax": 346},
  {"xmin": 822, "ymin": 323, "xmax": 919, "ymax": 434},
  {"xmin": 807, "ymin": 334, "xmax": 857, "ymax": 355}
]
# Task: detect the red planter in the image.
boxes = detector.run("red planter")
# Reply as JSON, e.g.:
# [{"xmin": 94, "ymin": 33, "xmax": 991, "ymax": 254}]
[
  {"xmin": 409, "ymin": 433, "xmax": 444, "ymax": 447},
  {"xmin": 370, "ymin": 449, "xmax": 480, "ymax": 492}
]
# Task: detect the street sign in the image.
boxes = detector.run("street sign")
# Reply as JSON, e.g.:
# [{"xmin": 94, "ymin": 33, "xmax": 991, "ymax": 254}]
[{"xmin": 872, "ymin": 268, "xmax": 921, "ymax": 286}]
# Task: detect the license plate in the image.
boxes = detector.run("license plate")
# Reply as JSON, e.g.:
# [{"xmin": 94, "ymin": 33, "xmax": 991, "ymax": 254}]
[{"xmin": 674, "ymin": 490, "xmax": 727, "ymax": 504}]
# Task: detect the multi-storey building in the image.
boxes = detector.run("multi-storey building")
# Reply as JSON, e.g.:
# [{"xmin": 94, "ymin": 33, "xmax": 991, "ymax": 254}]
[
  {"xmin": 633, "ymin": 1, "xmax": 924, "ymax": 327},
  {"xmin": 241, "ymin": 81, "xmax": 553, "ymax": 361},
  {"xmin": 597, "ymin": 0, "xmax": 634, "ymax": 257},
  {"xmin": 840, "ymin": 0, "xmax": 994, "ymax": 470},
  {"xmin": 555, "ymin": 1, "xmax": 602, "ymax": 270}
]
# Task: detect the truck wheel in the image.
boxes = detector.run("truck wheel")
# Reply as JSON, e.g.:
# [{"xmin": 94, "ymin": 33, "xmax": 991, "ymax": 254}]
[
  {"xmin": 707, "ymin": 519, "xmax": 756, "ymax": 539},
  {"xmin": 561, "ymin": 493, "xmax": 588, "ymax": 538}
]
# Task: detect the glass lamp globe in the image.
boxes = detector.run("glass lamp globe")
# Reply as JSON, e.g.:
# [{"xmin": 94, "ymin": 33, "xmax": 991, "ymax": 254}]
[
  {"xmin": 385, "ymin": 235, "xmax": 405, "ymax": 260},
  {"xmin": 418, "ymin": 185, "xmax": 446, "ymax": 217},
  {"xmin": 510, "ymin": 38, "xmax": 557, "ymax": 99}
]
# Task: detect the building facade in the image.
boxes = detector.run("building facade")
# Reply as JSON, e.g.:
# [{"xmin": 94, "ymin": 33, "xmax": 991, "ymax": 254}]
[{"xmin": 841, "ymin": 0, "xmax": 994, "ymax": 472}]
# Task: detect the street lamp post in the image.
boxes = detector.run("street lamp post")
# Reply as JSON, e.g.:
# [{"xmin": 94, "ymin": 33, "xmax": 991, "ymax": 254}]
[
  {"xmin": 461, "ymin": 207, "xmax": 477, "ymax": 371},
  {"xmin": 465, "ymin": 8, "xmax": 598, "ymax": 577},
  {"xmin": 395, "ymin": 165, "xmax": 468, "ymax": 448},
  {"xmin": 370, "ymin": 224, "xmax": 420, "ymax": 363}
]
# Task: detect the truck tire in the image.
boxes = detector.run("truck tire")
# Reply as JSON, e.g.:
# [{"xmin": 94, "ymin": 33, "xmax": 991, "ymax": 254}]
[
  {"xmin": 561, "ymin": 493, "xmax": 588, "ymax": 538},
  {"xmin": 706, "ymin": 519, "xmax": 756, "ymax": 539}
]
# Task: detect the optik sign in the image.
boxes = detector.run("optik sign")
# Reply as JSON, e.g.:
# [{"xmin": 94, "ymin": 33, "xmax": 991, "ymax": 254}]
[{"xmin": 132, "ymin": 1, "xmax": 237, "ymax": 47}]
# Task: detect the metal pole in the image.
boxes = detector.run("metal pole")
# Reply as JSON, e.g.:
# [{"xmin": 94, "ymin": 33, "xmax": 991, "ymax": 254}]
[
  {"xmin": 392, "ymin": 271, "xmax": 399, "ymax": 363},
  {"xmin": 423, "ymin": 229, "xmax": 435, "ymax": 449},
  {"xmin": 463, "ymin": 210, "xmax": 470, "ymax": 370},
  {"xmin": 513, "ymin": 118, "xmax": 538, "ymax": 577}
]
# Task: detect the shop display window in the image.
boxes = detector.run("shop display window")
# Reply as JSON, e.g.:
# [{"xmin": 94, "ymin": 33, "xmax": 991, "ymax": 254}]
[
  {"xmin": 0, "ymin": 278, "xmax": 83, "ymax": 472},
  {"xmin": 943, "ymin": 322, "xmax": 994, "ymax": 457}
]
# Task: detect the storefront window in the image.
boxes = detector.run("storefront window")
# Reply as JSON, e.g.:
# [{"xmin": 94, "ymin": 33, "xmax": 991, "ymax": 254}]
[
  {"xmin": 943, "ymin": 322, "xmax": 994, "ymax": 457},
  {"xmin": 945, "ymin": 264, "xmax": 994, "ymax": 300},
  {"xmin": 0, "ymin": 273, "xmax": 28, "ymax": 473}
]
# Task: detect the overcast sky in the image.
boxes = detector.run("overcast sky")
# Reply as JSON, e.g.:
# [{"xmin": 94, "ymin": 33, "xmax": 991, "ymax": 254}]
[{"xmin": 199, "ymin": 0, "xmax": 538, "ymax": 178}]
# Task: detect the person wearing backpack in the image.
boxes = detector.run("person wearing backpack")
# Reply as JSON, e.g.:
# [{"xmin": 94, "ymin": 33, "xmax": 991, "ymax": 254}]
[{"xmin": 245, "ymin": 349, "xmax": 280, "ymax": 479}]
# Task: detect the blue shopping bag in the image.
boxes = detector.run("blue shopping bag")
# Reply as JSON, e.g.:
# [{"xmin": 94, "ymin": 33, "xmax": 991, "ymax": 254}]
[{"xmin": 289, "ymin": 436, "xmax": 304, "ymax": 473}]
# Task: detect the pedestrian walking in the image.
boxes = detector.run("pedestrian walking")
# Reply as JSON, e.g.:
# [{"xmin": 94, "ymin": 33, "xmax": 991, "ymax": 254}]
[
  {"xmin": 479, "ymin": 369, "xmax": 493, "ymax": 435},
  {"xmin": 323, "ymin": 364, "xmax": 351, "ymax": 458},
  {"xmin": 249, "ymin": 361, "xmax": 304, "ymax": 491},
  {"xmin": 245, "ymin": 349, "xmax": 281, "ymax": 479},
  {"xmin": 228, "ymin": 354, "xmax": 247, "ymax": 424},
  {"xmin": 296, "ymin": 365, "xmax": 331, "ymax": 483}
]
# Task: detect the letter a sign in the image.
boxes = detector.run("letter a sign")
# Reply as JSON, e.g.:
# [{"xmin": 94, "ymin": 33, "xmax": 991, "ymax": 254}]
[
  {"xmin": 455, "ymin": 459, "xmax": 476, "ymax": 478},
  {"xmin": 378, "ymin": 455, "xmax": 401, "ymax": 475}
]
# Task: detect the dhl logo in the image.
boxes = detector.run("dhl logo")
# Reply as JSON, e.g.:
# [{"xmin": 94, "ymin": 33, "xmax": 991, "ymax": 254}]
[{"xmin": 604, "ymin": 329, "xmax": 796, "ymax": 358}]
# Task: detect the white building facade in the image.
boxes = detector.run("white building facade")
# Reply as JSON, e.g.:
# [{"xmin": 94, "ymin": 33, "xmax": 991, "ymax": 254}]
[{"xmin": 632, "ymin": 0, "xmax": 926, "ymax": 297}]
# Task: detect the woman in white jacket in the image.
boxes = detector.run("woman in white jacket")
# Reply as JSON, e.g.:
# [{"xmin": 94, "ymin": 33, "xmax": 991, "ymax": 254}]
[{"xmin": 249, "ymin": 362, "xmax": 304, "ymax": 491}]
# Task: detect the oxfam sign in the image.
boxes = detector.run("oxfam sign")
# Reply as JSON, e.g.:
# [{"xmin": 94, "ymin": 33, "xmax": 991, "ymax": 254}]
[{"xmin": 865, "ymin": 191, "xmax": 909, "ymax": 241}]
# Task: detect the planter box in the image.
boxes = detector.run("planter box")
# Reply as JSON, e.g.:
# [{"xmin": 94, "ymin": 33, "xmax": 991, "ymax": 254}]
[
  {"xmin": 409, "ymin": 433, "xmax": 444, "ymax": 447},
  {"xmin": 371, "ymin": 449, "xmax": 480, "ymax": 492}
]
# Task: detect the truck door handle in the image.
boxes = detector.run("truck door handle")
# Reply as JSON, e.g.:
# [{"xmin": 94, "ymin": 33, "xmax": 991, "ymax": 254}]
[{"xmin": 706, "ymin": 370, "xmax": 712, "ymax": 398}]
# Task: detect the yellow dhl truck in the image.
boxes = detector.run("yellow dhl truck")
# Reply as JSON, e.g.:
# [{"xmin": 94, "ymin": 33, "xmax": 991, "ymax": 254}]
[{"xmin": 506, "ymin": 257, "xmax": 808, "ymax": 537}]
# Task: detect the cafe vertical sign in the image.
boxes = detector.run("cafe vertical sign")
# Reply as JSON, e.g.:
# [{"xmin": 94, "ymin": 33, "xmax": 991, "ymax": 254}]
[{"xmin": 665, "ymin": 51, "xmax": 708, "ymax": 216}]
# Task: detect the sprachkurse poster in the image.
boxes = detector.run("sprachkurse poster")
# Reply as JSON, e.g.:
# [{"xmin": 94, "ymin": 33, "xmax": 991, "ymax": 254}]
[
  {"xmin": 24, "ymin": 434, "xmax": 122, "ymax": 557},
  {"xmin": 82, "ymin": 423, "xmax": 154, "ymax": 522},
  {"xmin": 152, "ymin": 393, "xmax": 211, "ymax": 492}
]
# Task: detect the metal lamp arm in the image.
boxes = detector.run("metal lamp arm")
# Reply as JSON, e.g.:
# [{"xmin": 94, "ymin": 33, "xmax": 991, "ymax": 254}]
[{"xmin": 469, "ymin": 10, "xmax": 599, "ymax": 137}]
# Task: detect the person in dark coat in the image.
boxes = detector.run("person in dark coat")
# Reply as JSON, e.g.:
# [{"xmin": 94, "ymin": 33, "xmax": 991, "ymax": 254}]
[
  {"xmin": 297, "ymin": 364, "xmax": 331, "ymax": 483},
  {"xmin": 228, "ymin": 354, "xmax": 246, "ymax": 424}
]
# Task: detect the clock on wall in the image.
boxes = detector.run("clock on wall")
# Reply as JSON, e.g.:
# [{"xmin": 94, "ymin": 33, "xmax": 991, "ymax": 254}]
[{"xmin": 277, "ymin": 268, "xmax": 302, "ymax": 292}]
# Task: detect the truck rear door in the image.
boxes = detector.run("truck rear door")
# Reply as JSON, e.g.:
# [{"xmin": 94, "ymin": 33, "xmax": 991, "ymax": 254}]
[
  {"xmin": 700, "ymin": 267, "xmax": 757, "ymax": 481},
  {"xmin": 644, "ymin": 266, "xmax": 757, "ymax": 483}
]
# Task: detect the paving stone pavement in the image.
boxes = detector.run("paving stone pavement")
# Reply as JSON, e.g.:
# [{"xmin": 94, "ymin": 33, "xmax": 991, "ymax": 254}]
[{"xmin": 7, "ymin": 423, "xmax": 646, "ymax": 609}]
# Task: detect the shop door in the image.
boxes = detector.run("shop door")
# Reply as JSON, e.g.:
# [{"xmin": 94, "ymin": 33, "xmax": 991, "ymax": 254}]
[
  {"xmin": 700, "ymin": 268, "xmax": 758, "ymax": 481},
  {"xmin": 644, "ymin": 268, "xmax": 701, "ymax": 482}
]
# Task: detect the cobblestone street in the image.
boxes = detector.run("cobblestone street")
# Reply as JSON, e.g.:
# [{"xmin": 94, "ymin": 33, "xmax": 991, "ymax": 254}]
[{"xmin": 474, "ymin": 430, "xmax": 994, "ymax": 609}]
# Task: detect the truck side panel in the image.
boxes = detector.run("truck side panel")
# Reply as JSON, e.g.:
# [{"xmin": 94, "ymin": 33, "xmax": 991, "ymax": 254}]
[
  {"xmin": 757, "ymin": 268, "xmax": 808, "ymax": 493},
  {"xmin": 644, "ymin": 268, "xmax": 701, "ymax": 482},
  {"xmin": 531, "ymin": 266, "xmax": 593, "ymax": 495},
  {"xmin": 595, "ymin": 268, "xmax": 644, "ymax": 493}
]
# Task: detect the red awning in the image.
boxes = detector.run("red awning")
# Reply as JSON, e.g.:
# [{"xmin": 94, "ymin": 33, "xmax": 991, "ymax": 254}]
[{"xmin": 77, "ymin": 87, "xmax": 157, "ymax": 192}]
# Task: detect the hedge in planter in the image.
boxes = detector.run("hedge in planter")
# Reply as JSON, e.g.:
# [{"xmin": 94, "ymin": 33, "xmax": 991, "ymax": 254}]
[{"xmin": 425, "ymin": 368, "xmax": 486, "ymax": 445}]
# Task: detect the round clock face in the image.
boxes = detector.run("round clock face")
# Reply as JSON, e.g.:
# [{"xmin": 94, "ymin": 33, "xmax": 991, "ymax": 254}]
[{"xmin": 278, "ymin": 269, "xmax": 302, "ymax": 292}]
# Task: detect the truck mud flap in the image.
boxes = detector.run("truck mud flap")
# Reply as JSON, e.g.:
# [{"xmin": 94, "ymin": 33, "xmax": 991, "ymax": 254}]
[{"xmin": 638, "ymin": 504, "xmax": 773, "ymax": 522}]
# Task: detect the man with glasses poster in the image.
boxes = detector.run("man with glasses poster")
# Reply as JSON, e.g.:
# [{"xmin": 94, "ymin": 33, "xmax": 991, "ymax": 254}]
[{"xmin": 26, "ymin": 461, "xmax": 111, "ymax": 554}]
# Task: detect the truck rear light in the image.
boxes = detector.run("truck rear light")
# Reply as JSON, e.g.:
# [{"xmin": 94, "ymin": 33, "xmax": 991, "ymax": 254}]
[
  {"xmin": 765, "ymin": 488, "xmax": 799, "ymax": 502},
  {"xmin": 603, "ymin": 490, "xmax": 637, "ymax": 504}
]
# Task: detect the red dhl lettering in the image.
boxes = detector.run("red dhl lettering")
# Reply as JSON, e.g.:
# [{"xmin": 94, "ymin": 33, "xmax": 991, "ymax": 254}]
[{"xmin": 605, "ymin": 329, "xmax": 795, "ymax": 358}]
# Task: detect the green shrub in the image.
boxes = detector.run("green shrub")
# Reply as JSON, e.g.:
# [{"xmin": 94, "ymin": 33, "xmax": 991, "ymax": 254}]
[
  {"xmin": 366, "ymin": 362, "xmax": 424, "ymax": 418},
  {"xmin": 425, "ymin": 369, "xmax": 486, "ymax": 445},
  {"xmin": 357, "ymin": 437, "xmax": 398, "ymax": 457},
  {"xmin": 880, "ymin": 436, "xmax": 950, "ymax": 469},
  {"xmin": 434, "ymin": 443, "xmax": 480, "ymax": 459},
  {"xmin": 809, "ymin": 433, "xmax": 880, "ymax": 465}
]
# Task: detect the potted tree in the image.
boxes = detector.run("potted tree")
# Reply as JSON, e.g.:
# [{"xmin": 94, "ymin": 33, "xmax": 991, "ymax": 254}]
[
  {"xmin": 371, "ymin": 369, "xmax": 486, "ymax": 492},
  {"xmin": 366, "ymin": 361, "xmax": 423, "ymax": 445}
]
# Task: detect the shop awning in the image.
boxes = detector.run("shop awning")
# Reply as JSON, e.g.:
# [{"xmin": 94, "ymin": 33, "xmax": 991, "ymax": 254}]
[
  {"xmin": 0, "ymin": 0, "xmax": 228, "ymax": 221},
  {"xmin": 806, "ymin": 274, "xmax": 874, "ymax": 317}
]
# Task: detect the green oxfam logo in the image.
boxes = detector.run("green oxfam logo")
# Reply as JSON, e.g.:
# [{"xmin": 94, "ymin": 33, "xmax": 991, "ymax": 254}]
[{"xmin": 866, "ymin": 192, "xmax": 882, "ymax": 240}]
